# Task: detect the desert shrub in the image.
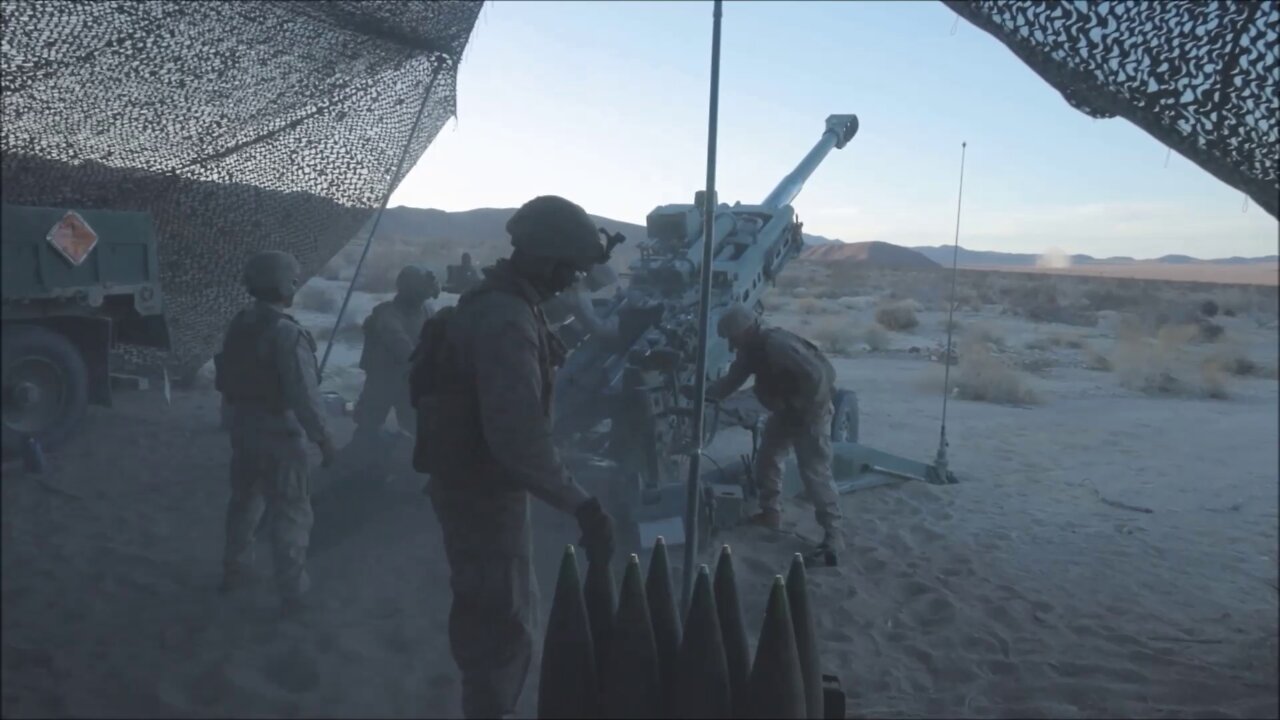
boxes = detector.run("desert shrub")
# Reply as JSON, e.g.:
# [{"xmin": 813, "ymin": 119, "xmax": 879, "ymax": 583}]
[
  {"xmin": 998, "ymin": 277, "xmax": 1098, "ymax": 327},
  {"xmin": 1203, "ymin": 345, "xmax": 1272, "ymax": 378},
  {"xmin": 1019, "ymin": 356, "xmax": 1055, "ymax": 375},
  {"xmin": 795, "ymin": 298, "xmax": 840, "ymax": 315},
  {"xmin": 775, "ymin": 273, "xmax": 807, "ymax": 296},
  {"xmin": 760, "ymin": 294, "xmax": 790, "ymax": 314},
  {"xmin": 876, "ymin": 301, "xmax": 918, "ymax": 331},
  {"xmin": 1194, "ymin": 317, "xmax": 1225, "ymax": 343},
  {"xmin": 825, "ymin": 262, "xmax": 878, "ymax": 296},
  {"xmin": 863, "ymin": 323, "xmax": 891, "ymax": 351},
  {"xmin": 1199, "ymin": 359, "xmax": 1230, "ymax": 399},
  {"xmin": 1084, "ymin": 345, "xmax": 1112, "ymax": 371},
  {"xmin": 952, "ymin": 338, "xmax": 1040, "ymax": 405},
  {"xmin": 1082, "ymin": 286, "xmax": 1149, "ymax": 312},
  {"xmin": 810, "ymin": 318, "xmax": 859, "ymax": 356},
  {"xmin": 295, "ymin": 283, "xmax": 339, "ymax": 313},
  {"xmin": 1111, "ymin": 323, "xmax": 1206, "ymax": 396},
  {"xmin": 1056, "ymin": 333, "xmax": 1086, "ymax": 349},
  {"xmin": 1001, "ymin": 276, "xmax": 1057, "ymax": 310},
  {"xmin": 1027, "ymin": 331, "xmax": 1086, "ymax": 351},
  {"xmin": 837, "ymin": 296, "xmax": 875, "ymax": 312},
  {"xmin": 1027, "ymin": 300, "xmax": 1099, "ymax": 327},
  {"xmin": 966, "ymin": 322, "xmax": 1005, "ymax": 349}
]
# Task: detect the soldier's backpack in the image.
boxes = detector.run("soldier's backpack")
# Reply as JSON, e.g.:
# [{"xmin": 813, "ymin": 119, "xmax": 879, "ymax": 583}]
[{"xmin": 408, "ymin": 304, "xmax": 455, "ymax": 474}]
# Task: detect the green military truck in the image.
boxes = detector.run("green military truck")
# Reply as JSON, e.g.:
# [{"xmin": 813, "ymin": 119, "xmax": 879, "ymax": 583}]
[{"xmin": 1, "ymin": 204, "xmax": 171, "ymax": 457}]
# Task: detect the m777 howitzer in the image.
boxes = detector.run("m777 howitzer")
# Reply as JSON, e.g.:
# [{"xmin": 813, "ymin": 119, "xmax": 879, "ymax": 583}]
[{"xmin": 549, "ymin": 114, "xmax": 961, "ymax": 554}]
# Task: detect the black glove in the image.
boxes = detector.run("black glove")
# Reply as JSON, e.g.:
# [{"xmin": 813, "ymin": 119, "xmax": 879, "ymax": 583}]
[{"xmin": 575, "ymin": 497, "xmax": 616, "ymax": 566}]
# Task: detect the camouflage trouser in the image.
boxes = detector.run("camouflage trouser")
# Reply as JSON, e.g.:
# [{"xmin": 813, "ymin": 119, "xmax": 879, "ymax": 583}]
[
  {"xmin": 352, "ymin": 376, "xmax": 415, "ymax": 445},
  {"xmin": 428, "ymin": 480, "xmax": 538, "ymax": 719},
  {"xmin": 755, "ymin": 400, "xmax": 845, "ymax": 548},
  {"xmin": 223, "ymin": 430, "xmax": 314, "ymax": 602}
]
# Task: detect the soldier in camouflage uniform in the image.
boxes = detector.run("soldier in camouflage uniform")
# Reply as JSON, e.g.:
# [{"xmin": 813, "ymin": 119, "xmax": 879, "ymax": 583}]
[
  {"xmin": 445, "ymin": 251, "xmax": 484, "ymax": 295},
  {"xmin": 215, "ymin": 250, "xmax": 336, "ymax": 615},
  {"xmin": 349, "ymin": 266, "xmax": 439, "ymax": 454},
  {"xmin": 707, "ymin": 302, "xmax": 846, "ymax": 566},
  {"xmin": 415, "ymin": 195, "xmax": 617, "ymax": 719}
]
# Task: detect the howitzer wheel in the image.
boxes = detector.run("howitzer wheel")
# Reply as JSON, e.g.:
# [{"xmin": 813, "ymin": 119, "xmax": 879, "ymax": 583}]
[{"xmin": 830, "ymin": 389, "xmax": 858, "ymax": 444}]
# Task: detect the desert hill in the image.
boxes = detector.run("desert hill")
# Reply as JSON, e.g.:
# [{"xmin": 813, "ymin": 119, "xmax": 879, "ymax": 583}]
[
  {"xmin": 802, "ymin": 240, "xmax": 941, "ymax": 269},
  {"xmin": 910, "ymin": 244, "xmax": 1278, "ymax": 268},
  {"xmin": 359, "ymin": 206, "xmax": 647, "ymax": 268},
  {"xmin": 327, "ymin": 206, "xmax": 1277, "ymax": 288}
]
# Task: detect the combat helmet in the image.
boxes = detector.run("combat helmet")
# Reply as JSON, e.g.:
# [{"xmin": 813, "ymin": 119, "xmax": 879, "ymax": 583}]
[
  {"xmin": 243, "ymin": 250, "xmax": 301, "ymax": 302},
  {"xmin": 396, "ymin": 265, "xmax": 439, "ymax": 299},
  {"xmin": 507, "ymin": 195, "xmax": 606, "ymax": 271},
  {"xmin": 717, "ymin": 302, "xmax": 759, "ymax": 340}
]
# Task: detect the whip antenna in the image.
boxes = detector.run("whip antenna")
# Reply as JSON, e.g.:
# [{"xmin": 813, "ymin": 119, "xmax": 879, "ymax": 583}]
[{"xmin": 933, "ymin": 141, "xmax": 967, "ymax": 482}]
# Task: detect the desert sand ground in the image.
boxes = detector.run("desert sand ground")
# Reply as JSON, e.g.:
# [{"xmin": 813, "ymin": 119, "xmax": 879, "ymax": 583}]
[{"xmin": 2, "ymin": 264, "xmax": 1278, "ymax": 719}]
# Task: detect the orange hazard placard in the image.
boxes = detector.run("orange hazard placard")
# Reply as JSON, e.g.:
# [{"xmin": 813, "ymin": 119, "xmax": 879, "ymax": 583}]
[{"xmin": 46, "ymin": 211, "xmax": 99, "ymax": 267}]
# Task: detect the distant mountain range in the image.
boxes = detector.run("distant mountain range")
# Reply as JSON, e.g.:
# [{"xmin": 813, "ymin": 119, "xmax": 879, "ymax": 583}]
[
  {"xmin": 802, "ymin": 240, "xmax": 940, "ymax": 269},
  {"xmin": 362, "ymin": 206, "xmax": 1275, "ymax": 271},
  {"xmin": 907, "ymin": 244, "xmax": 1278, "ymax": 268}
]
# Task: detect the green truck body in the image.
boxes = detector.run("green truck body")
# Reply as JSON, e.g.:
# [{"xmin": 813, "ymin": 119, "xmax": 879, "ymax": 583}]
[{"xmin": 2, "ymin": 203, "xmax": 171, "ymax": 455}]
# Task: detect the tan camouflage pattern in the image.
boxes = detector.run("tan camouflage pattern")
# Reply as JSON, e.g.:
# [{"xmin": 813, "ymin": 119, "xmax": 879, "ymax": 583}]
[
  {"xmin": 221, "ymin": 301, "xmax": 331, "ymax": 601},
  {"xmin": 709, "ymin": 323, "xmax": 844, "ymax": 547},
  {"xmin": 354, "ymin": 299, "xmax": 430, "ymax": 441}
]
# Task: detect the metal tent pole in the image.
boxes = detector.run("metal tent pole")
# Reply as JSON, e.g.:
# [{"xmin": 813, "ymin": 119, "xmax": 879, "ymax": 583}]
[
  {"xmin": 319, "ymin": 62, "xmax": 445, "ymax": 377},
  {"xmin": 682, "ymin": 0, "xmax": 724, "ymax": 612}
]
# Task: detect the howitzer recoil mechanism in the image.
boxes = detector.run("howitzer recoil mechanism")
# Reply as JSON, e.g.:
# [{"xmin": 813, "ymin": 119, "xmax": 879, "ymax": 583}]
[{"xmin": 551, "ymin": 114, "xmax": 959, "ymax": 554}]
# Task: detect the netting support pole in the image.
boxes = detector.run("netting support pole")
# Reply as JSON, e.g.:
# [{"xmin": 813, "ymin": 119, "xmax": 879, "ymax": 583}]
[
  {"xmin": 681, "ymin": 0, "xmax": 723, "ymax": 614},
  {"xmin": 320, "ymin": 62, "xmax": 445, "ymax": 378}
]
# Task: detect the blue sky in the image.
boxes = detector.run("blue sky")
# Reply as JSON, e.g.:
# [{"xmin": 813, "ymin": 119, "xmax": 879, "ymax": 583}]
[{"xmin": 388, "ymin": 0, "xmax": 1279, "ymax": 260}]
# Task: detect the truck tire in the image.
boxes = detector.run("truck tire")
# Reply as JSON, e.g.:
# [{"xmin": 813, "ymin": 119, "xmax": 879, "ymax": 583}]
[
  {"xmin": 2, "ymin": 324, "xmax": 91, "ymax": 457},
  {"xmin": 830, "ymin": 388, "xmax": 859, "ymax": 444}
]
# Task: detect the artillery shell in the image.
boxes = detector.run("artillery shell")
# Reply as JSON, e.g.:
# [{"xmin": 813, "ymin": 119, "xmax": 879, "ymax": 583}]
[
  {"xmin": 537, "ymin": 545, "xmax": 597, "ymax": 719},
  {"xmin": 600, "ymin": 554, "xmax": 662, "ymax": 718},
  {"xmin": 746, "ymin": 576, "xmax": 806, "ymax": 719},
  {"xmin": 646, "ymin": 536, "xmax": 682, "ymax": 716},
  {"xmin": 674, "ymin": 564, "xmax": 732, "ymax": 719},
  {"xmin": 714, "ymin": 545, "xmax": 751, "ymax": 718},
  {"xmin": 584, "ymin": 553, "xmax": 617, "ymax": 685},
  {"xmin": 787, "ymin": 553, "xmax": 823, "ymax": 720}
]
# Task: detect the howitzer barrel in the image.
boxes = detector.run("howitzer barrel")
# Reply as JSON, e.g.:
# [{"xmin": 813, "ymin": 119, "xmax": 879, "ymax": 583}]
[{"xmin": 761, "ymin": 114, "xmax": 858, "ymax": 210}]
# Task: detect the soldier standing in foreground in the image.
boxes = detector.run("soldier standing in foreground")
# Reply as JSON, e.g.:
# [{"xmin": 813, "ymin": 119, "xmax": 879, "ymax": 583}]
[
  {"xmin": 348, "ymin": 265, "xmax": 438, "ymax": 457},
  {"xmin": 413, "ymin": 195, "xmax": 617, "ymax": 719},
  {"xmin": 215, "ymin": 250, "xmax": 336, "ymax": 616},
  {"xmin": 707, "ymin": 302, "xmax": 846, "ymax": 566}
]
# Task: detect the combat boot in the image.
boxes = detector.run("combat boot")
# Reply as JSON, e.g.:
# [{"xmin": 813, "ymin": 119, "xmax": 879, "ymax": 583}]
[
  {"xmin": 746, "ymin": 509, "xmax": 781, "ymax": 530},
  {"xmin": 805, "ymin": 528, "xmax": 845, "ymax": 568},
  {"xmin": 805, "ymin": 544, "xmax": 838, "ymax": 568}
]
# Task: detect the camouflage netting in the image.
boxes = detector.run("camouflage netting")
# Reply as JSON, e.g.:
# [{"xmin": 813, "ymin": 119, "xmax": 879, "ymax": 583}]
[
  {"xmin": 1, "ymin": 0, "xmax": 484, "ymax": 379},
  {"xmin": 946, "ymin": 0, "xmax": 1279, "ymax": 219}
]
